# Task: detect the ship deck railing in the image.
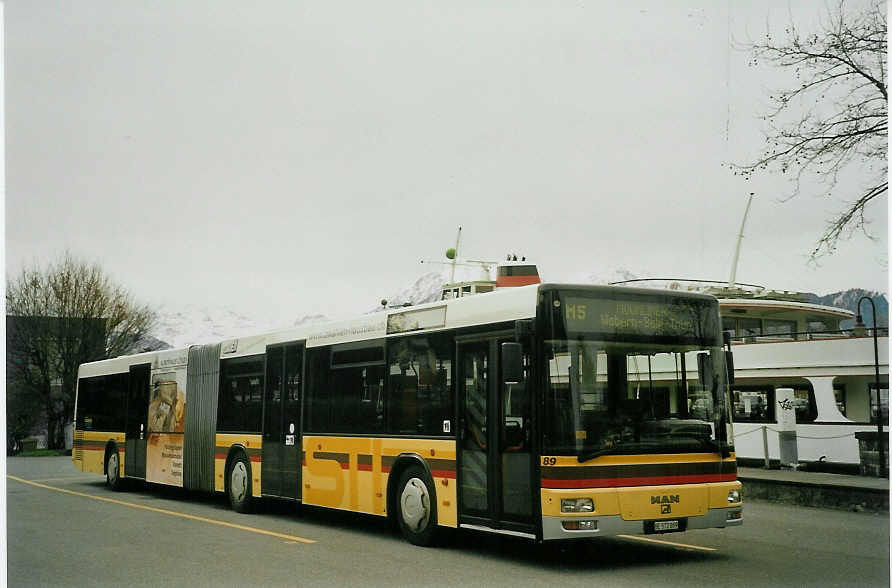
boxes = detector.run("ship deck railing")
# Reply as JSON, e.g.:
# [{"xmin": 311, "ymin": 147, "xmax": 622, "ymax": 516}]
[{"xmin": 728, "ymin": 328, "xmax": 889, "ymax": 344}]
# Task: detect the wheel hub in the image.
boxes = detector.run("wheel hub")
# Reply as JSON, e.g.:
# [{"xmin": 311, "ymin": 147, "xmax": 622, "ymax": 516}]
[
  {"xmin": 400, "ymin": 477, "xmax": 430, "ymax": 531},
  {"xmin": 108, "ymin": 452, "xmax": 118, "ymax": 481},
  {"xmin": 231, "ymin": 462, "xmax": 247, "ymax": 503}
]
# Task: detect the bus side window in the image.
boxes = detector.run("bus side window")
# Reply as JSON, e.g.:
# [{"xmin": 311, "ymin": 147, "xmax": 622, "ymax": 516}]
[
  {"xmin": 217, "ymin": 355, "xmax": 264, "ymax": 433},
  {"xmin": 386, "ymin": 332, "xmax": 454, "ymax": 436},
  {"xmin": 76, "ymin": 374, "xmax": 127, "ymax": 432},
  {"xmin": 305, "ymin": 347, "xmax": 331, "ymax": 432},
  {"xmin": 308, "ymin": 341, "xmax": 386, "ymax": 434}
]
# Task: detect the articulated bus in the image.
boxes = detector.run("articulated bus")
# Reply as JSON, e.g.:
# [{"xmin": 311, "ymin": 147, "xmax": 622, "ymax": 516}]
[{"xmin": 73, "ymin": 283, "xmax": 742, "ymax": 545}]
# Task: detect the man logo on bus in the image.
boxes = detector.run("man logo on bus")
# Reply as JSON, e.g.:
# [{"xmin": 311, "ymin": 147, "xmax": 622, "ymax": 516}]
[
  {"xmin": 651, "ymin": 495, "xmax": 680, "ymax": 505},
  {"xmin": 652, "ymin": 495, "xmax": 679, "ymax": 515}
]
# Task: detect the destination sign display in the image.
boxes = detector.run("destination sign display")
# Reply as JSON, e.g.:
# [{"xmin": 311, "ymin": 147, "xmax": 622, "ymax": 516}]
[{"xmin": 560, "ymin": 294, "xmax": 718, "ymax": 343}]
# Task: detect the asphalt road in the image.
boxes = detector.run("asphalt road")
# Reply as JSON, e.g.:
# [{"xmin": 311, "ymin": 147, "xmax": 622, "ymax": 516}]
[{"xmin": 7, "ymin": 456, "xmax": 890, "ymax": 587}]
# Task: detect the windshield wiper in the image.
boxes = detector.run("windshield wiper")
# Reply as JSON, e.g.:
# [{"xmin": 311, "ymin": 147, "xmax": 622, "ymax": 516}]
[
  {"xmin": 701, "ymin": 437, "xmax": 730, "ymax": 457},
  {"xmin": 577, "ymin": 444, "xmax": 623, "ymax": 463}
]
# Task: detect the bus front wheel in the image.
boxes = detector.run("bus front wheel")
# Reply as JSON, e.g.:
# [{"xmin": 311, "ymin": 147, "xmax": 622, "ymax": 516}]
[
  {"xmin": 227, "ymin": 453, "xmax": 253, "ymax": 513},
  {"xmin": 396, "ymin": 465, "xmax": 438, "ymax": 546},
  {"xmin": 106, "ymin": 448, "xmax": 123, "ymax": 491}
]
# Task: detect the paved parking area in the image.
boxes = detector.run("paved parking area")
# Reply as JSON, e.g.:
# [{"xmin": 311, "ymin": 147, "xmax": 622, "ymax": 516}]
[{"xmin": 7, "ymin": 456, "xmax": 890, "ymax": 587}]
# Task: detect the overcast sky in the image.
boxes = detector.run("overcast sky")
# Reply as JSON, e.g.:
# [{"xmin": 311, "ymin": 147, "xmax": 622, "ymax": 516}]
[{"xmin": 5, "ymin": 1, "xmax": 888, "ymax": 324}]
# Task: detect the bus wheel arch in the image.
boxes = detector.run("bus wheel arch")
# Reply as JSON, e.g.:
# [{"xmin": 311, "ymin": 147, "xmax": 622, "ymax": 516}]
[
  {"xmin": 387, "ymin": 454, "xmax": 439, "ymax": 546},
  {"xmin": 225, "ymin": 446, "xmax": 254, "ymax": 513},
  {"xmin": 105, "ymin": 441, "xmax": 123, "ymax": 491}
]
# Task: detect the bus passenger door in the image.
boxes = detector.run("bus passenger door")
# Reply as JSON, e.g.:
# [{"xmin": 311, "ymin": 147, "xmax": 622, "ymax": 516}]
[
  {"xmin": 262, "ymin": 344, "xmax": 303, "ymax": 500},
  {"xmin": 500, "ymin": 342, "xmax": 533, "ymax": 525},
  {"xmin": 125, "ymin": 363, "xmax": 150, "ymax": 479},
  {"xmin": 457, "ymin": 338, "xmax": 534, "ymax": 533},
  {"xmin": 458, "ymin": 341, "xmax": 490, "ymax": 518}
]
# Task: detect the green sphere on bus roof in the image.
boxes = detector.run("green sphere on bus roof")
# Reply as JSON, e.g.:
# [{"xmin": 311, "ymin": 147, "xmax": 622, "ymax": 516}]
[{"xmin": 445, "ymin": 248, "xmax": 456, "ymax": 260}]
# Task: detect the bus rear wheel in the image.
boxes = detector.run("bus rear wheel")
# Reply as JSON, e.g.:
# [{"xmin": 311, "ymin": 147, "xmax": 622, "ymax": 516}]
[
  {"xmin": 106, "ymin": 448, "xmax": 123, "ymax": 491},
  {"xmin": 396, "ymin": 465, "xmax": 438, "ymax": 546},
  {"xmin": 227, "ymin": 453, "xmax": 253, "ymax": 513}
]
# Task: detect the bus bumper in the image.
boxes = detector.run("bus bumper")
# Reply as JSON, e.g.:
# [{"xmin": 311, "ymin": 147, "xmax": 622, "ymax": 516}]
[{"xmin": 541, "ymin": 506, "xmax": 743, "ymax": 541}]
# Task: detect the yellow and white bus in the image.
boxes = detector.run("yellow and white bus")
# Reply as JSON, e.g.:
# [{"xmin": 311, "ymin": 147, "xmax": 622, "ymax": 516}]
[{"xmin": 73, "ymin": 283, "xmax": 742, "ymax": 545}]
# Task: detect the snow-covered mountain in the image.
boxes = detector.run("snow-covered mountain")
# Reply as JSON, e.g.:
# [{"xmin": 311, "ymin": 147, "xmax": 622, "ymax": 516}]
[
  {"xmin": 150, "ymin": 303, "xmax": 327, "ymax": 349},
  {"xmin": 371, "ymin": 271, "xmax": 445, "ymax": 311},
  {"xmin": 584, "ymin": 267, "xmax": 654, "ymax": 286},
  {"xmin": 806, "ymin": 289, "xmax": 888, "ymax": 328}
]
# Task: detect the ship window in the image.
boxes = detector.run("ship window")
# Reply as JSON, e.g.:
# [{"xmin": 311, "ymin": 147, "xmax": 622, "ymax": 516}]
[
  {"xmin": 869, "ymin": 383, "xmax": 889, "ymax": 425},
  {"xmin": 499, "ymin": 265, "xmax": 538, "ymax": 276},
  {"xmin": 738, "ymin": 318, "xmax": 762, "ymax": 338},
  {"xmin": 833, "ymin": 385, "xmax": 846, "ymax": 417},
  {"xmin": 764, "ymin": 319, "xmax": 797, "ymax": 340},
  {"xmin": 732, "ymin": 387, "xmax": 772, "ymax": 422},
  {"xmin": 792, "ymin": 386, "xmax": 818, "ymax": 423},
  {"xmin": 722, "ymin": 317, "xmax": 737, "ymax": 338},
  {"xmin": 807, "ymin": 317, "xmax": 835, "ymax": 332}
]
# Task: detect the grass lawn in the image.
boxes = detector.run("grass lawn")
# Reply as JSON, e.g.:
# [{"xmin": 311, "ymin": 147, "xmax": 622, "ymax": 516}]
[{"xmin": 18, "ymin": 449, "xmax": 67, "ymax": 457}]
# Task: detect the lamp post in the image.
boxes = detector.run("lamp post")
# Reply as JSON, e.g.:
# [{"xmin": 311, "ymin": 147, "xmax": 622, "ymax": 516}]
[{"xmin": 856, "ymin": 296, "xmax": 886, "ymax": 477}]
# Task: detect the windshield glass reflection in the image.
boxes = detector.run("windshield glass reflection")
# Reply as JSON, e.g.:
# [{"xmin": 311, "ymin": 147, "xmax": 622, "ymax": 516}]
[{"xmin": 543, "ymin": 340, "xmax": 731, "ymax": 460}]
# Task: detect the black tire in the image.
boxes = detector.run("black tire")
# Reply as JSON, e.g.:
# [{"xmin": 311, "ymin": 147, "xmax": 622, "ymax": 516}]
[
  {"xmin": 227, "ymin": 452, "xmax": 254, "ymax": 513},
  {"xmin": 396, "ymin": 465, "xmax": 438, "ymax": 546},
  {"xmin": 105, "ymin": 447, "xmax": 123, "ymax": 491}
]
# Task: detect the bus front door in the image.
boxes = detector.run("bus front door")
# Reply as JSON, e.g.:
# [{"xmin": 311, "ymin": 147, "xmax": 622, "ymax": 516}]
[
  {"xmin": 262, "ymin": 344, "xmax": 303, "ymax": 500},
  {"xmin": 125, "ymin": 363, "xmax": 150, "ymax": 479},
  {"xmin": 457, "ymin": 337, "xmax": 534, "ymax": 535}
]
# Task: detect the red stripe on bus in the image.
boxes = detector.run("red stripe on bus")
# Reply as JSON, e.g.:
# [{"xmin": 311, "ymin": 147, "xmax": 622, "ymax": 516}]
[
  {"xmin": 213, "ymin": 453, "xmax": 262, "ymax": 463},
  {"xmin": 431, "ymin": 470, "xmax": 457, "ymax": 479},
  {"xmin": 541, "ymin": 473, "xmax": 737, "ymax": 489},
  {"xmin": 357, "ymin": 464, "xmax": 372, "ymax": 472}
]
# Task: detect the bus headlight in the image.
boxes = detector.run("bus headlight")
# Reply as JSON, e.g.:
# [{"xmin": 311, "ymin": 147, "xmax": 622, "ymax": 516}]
[
  {"xmin": 727, "ymin": 489, "xmax": 741, "ymax": 504},
  {"xmin": 561, "ymin": 498, "xmax": 594, "ymax": 513}
]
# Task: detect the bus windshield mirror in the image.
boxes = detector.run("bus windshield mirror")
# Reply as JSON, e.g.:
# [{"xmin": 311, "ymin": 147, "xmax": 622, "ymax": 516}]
[
  {"xmin": 696, "ymin": 352, "xmax": 712, "ymax": 389},
  {"xmin": 501, "ymin": 342, "xmax": 523, "ymax": 384}
]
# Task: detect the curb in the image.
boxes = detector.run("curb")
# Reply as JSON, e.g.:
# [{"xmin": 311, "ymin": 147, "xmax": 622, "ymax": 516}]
[{"xmin": 740, "ymin": 476, "xmax": 889, "ymax": 513}]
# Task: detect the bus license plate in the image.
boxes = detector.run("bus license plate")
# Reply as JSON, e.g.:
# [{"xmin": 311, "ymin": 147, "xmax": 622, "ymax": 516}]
[{"xmin": 653, "ymin": 520, "xmax": 680, "ymax": 532}]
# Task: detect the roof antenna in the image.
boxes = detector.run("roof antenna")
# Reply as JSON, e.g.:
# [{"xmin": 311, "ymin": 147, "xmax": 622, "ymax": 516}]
[
  {"xmin": 448, "ymin": 226, "xmax": 462, "ymax": 283},
  {"xmin": 728, "ymin": 193, "xmax": 755, "ymax": 288}
]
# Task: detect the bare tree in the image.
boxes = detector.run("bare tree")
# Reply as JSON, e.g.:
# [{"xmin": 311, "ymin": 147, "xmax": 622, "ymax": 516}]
[
  {"xmin": 731, "ymin": 0, "xmax": 886, "ymax": 257},
  {"xmin": 6, "ymin": 254, "xmax": 157, "ymax": 449}
]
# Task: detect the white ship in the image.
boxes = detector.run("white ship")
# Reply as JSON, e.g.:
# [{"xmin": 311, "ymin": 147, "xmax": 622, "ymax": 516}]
[{"xmin": 612, "ymin": 278, "xmax": 888, "ymax": 468}]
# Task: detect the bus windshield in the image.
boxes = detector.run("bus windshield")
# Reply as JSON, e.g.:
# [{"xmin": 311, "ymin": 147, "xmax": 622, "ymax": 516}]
[
  {"xmin": 543, "ymin": 340, "xmax": 731, "ymax": 459},
  {"xmin": 542, "ymin": 288, "xmax": 731, "ymax": 459}
]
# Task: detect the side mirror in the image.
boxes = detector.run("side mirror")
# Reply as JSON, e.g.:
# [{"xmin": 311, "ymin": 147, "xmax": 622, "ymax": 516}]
[{"xmin": 501, "ymin": 342, "xmax": 523, "ymax": 384}]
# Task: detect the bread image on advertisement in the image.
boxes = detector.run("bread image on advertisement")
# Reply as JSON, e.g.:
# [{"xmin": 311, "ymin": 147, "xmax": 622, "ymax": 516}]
[{"xmin": 148, "ymin": 381, "xmax": 183, "ymax": 433}]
